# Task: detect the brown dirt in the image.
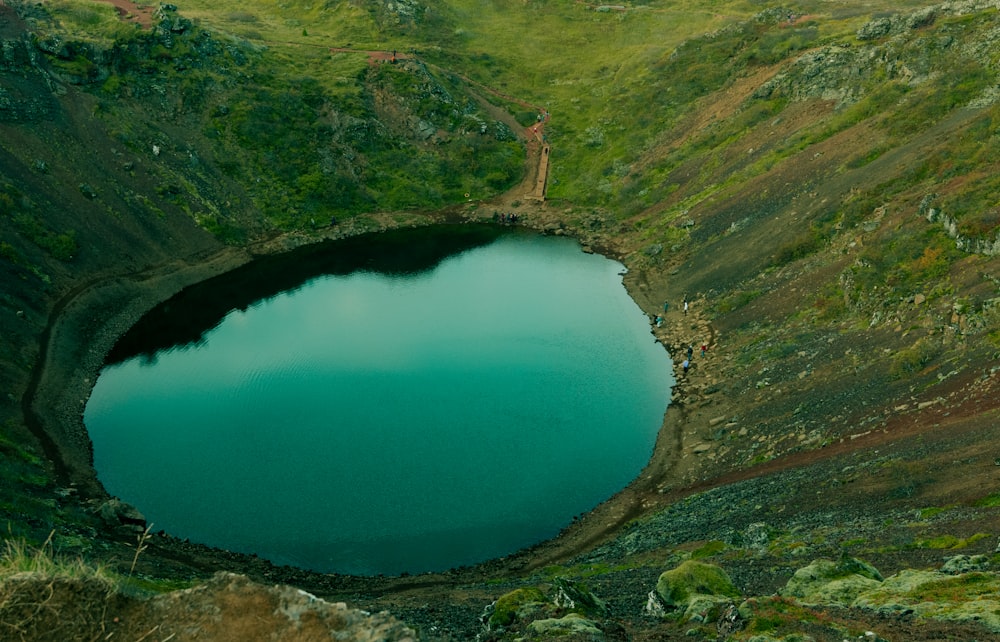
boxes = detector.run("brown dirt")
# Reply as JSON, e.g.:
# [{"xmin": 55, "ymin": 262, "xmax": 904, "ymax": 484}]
[{"xmin": 92, "ymin": 0, "xmax": 155, "ymax": 29}]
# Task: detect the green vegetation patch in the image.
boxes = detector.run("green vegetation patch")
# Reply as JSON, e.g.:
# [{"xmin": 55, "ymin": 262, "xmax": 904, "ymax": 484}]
[
  {"xmin": 714, "ymin": 288, "xmax": 763, "ymax": 315},
  {"xmin": 889, "ymin": 338, "xmax": 942, "ymax": 380},
  {"xmin": 690, "ymin": 540, "xmax": 728, "ymax": 560},
  {"xmin": 855, "ymin": 569, "xmax": 1000, "ymax": 631},
  {"xmin": 0, "ymin": 184, "xmax": 77, "ymax": 261},
  {"xmin": 974, "ymin": 492, "xmax": 1000, "ymax": 508},
  {"xmin": 740, "ymin": 596, "xmax": 832, "ymax": 637},
  {"xmin": 904, "ymin": 571, "xmax": 1000, "ymax": 602},
  {"xmin": 909, "ymin": 533, "xmax": 990, "ymax": 550},
  {"xmin": 488, "ymin": 586, "xmax": 547, "ymax": 628},
  {"xmin": 848, "ymin": 223, "xmax": 962, "ymax": 312},
  {"xmin": 655, "ymin": 560, "xmax": 739, "ymax": 608}
]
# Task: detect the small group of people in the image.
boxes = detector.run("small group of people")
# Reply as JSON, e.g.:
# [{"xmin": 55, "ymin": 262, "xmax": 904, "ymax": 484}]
[
  {"xmin": 492, "ymin": 211, "xmax": 520, "ymax": 225},
  {"xmin": 680, "ymin": 343, "xmax": 709, "ymax": 374},
  {"xmin": 656, "ymin": 296, "xmax": 706, "ymax": 376},
  {"xmin": 662, "ymin": 297, "xmax": 690, "ymax": 315}
]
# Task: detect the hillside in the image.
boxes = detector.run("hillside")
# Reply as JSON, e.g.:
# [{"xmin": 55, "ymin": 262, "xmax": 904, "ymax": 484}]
[{"xmin": 2, "ymin": 0, "xmax": 1000, "ymax": 639}]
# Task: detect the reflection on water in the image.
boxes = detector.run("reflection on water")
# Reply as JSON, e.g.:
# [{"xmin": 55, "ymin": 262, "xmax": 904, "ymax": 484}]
[{"xmin": 86, "ymin": 228, "xmax": 674, "ymax": 576}]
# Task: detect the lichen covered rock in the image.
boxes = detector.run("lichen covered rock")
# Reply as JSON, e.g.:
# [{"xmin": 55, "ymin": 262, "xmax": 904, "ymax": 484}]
[
  {"xmin": 780, "ymin": 557, "xmax": 882, "ymax": 606},
  {"xmin": 484, "ymin": 586, "xmax": 547, "ymax": 629},
  {"xmin": 527, "ymin": 612, "xmax": 604, "ymax": 639},
  {"xmin": 853, "ymin": 569, "xmax": 1000, "ymax": 632},
  {"xmin": 654, "ymin": 560, "xmax": 739, "ymax": 616}
]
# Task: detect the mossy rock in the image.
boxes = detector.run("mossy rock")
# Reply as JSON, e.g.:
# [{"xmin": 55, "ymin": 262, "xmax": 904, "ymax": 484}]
[
  {"xmin": 527, "ymin": 612, "xmax": 604, "ymax": 639},
  {"xmin": 780, "ymin": 556, "xmax": 883, "ymax": 606},
  {"xmin": 655, "ymin": 560, "xmax": 739, "ymax": 609},
  {"xmin": 941, "ymin": 554, "xmax": 991, "ymax": 574},
  {"xmin": 488, "ymin": 586, "xmax": 548, "ymax": 628},
  {"xmin": 853, "ymin": 569, "xmax": 1000, "ymax": 632},
  {"xmin": 683, "ymin": 593, "xmax": 735, "ymax": 623}
]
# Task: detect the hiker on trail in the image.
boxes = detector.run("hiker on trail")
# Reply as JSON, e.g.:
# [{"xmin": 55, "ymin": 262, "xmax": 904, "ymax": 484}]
[
  {"xmin": 687, "ymin": 345, "xmax": 694, "ymax": 360},
  {"xmin": 683, "ymin": 300, "xmax": 689, "ymax": 315},
  {"xmin": 655, "ymin": 315, "xmax": 663, "ymax": 328},
  {"xmin": 701, "ymin": 343, "xmax": 708, "ymax": 357},
  {"xmin": 682, "ymin": 359, "xmax": 690, "ymax": 374},
  {"xmin": 663, "ymin": 301, "xmax": 669, "ymax": 313}
]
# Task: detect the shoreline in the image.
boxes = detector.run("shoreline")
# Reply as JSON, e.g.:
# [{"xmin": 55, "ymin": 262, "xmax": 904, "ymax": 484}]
[{"xmin": 28, "ymin": 209, "xmax": 713, "ymax": 582}]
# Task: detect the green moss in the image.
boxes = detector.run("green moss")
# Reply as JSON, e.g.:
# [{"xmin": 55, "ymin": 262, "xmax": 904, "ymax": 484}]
[
  {"xmin": 975, "ymin": 492, "xmax": 1000, "ymax": 507},
  {"xmin": 656, "ymin": 560, "xmax": 739, "ymax": 608},
  {"xmin": 912, "ymin": 573, "xmax": 1000, "ymax": 602},
  {"xmin": 489, "ymin": 586, "xmax": 547, "ymax": 628},
  {"xmin": 690, "ymin": 540, "xmax": 727, "ymax": 560},
  {"xmin": 918, "ymin": 506, "xmax": 953, "ymax": 519},
  {"xmin": 912, "ymin": 533, "xmax": 990, "ymax": 550}
]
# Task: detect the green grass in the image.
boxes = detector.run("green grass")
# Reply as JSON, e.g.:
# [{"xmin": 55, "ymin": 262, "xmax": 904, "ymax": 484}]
[
  {"xmin": 0, "ymin": 534, "xmax": 112, "ymax": 584},
  {"xmin": 905, "ymin": 533, "xmax": 991, "ymax": 551},
  {"xmin": 31, "ymin": 0, "xmax": 1000, "ymax": 232},
  {"xmin": 690, "ymin": 540, "xmax": 727, "ymax": 560},
  {"xmin": 154, "ymin": 0, "xmax": 752, "ymax": 207},
  {"xmin": 974, "ymin": 492, "xmax": 1000, "ymax": 508},
  {"xmin": 36, "ymin": 0, "xmax": 141, "ymax": 42},
  {"xmin": 0, "ymin": 529, "xmax": 198, "ymax": 600},
  {"xmin": 1, "ymin": 184, "xmax": 77, "ymax": 261},
  {"xmin": 714, "ymin": 289, "xmax": 763, "ymax": 315},
  {"xmin": 904, "ymin": 571, "xmax": 1000, "ymax": 603}
]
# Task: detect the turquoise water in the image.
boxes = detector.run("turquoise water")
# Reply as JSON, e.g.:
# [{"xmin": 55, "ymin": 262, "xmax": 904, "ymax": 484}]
[{"xmin": 85, "ymin": 230, "xmax": 674, "ymax": 575}]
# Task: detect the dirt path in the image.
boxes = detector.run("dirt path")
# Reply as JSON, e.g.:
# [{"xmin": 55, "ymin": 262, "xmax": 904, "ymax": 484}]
[{"xmin": 93, "ymin": 0, "xmax": 155, "ymax": 28}]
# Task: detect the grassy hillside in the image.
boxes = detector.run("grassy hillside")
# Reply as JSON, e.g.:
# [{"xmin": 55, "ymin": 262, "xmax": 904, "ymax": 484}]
[{"xmin": 3, "ymin": 0, "xmax": 1000, "ymax": 639}]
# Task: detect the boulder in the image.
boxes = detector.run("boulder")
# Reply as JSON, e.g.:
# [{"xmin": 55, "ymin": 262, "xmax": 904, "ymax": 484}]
[
  {"xmin": 527, "ymin": 612, "xmax": 604, "ymax": 639},
  {"xmin": 553, "ymin": 577, "xmax": 609, "ymax": 618},
  {"xmin": 683, "ymin": 593, "xmax": 735, "ymax": 623},
  {"xmin": 484, "ymin": 586, "xmax": 547, "ymax": 629},
  {"xmin": 655, "ymin": 560, "xmax": 739, "ymax": 612},
  {"xmin": 780, "ymin": 557, "xmax": 882, "ymax": 606},
  {"xmin": 853, "ymin": 569, "xmax": 1000, "ymax": 632},
  {"xmin": 644, "ymin": 590, "xmax": 667, "ymax": 617},
  {"xmin": 941, "ymin": 554, "xmax": 990, "ymax": 574},
  {"xmin": 95, "ymin": 498, "xmax": 146, "ymax": 531}
]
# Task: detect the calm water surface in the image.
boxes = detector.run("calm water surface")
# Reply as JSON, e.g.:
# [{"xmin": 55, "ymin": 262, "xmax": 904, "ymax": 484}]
[{"xmin": 85, "ymin": 229, "xmax": 674, "ymax": 575}]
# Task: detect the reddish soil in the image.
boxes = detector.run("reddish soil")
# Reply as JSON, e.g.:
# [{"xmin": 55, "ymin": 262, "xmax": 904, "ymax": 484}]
[{"xmin": 96, "ymin": 0, "xmax": 154, "ymax": 29}]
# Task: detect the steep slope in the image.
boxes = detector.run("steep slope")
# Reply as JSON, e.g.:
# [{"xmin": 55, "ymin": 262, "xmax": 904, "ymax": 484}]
[{"xmin": 2, "ymin": 0, "xmax": 1000, "ymax": 640}]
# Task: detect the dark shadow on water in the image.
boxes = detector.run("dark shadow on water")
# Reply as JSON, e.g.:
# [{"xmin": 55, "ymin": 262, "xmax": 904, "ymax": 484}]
[{"xmin": 107, "ymin": 224, "xmax": 506, "ymax": 365}]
